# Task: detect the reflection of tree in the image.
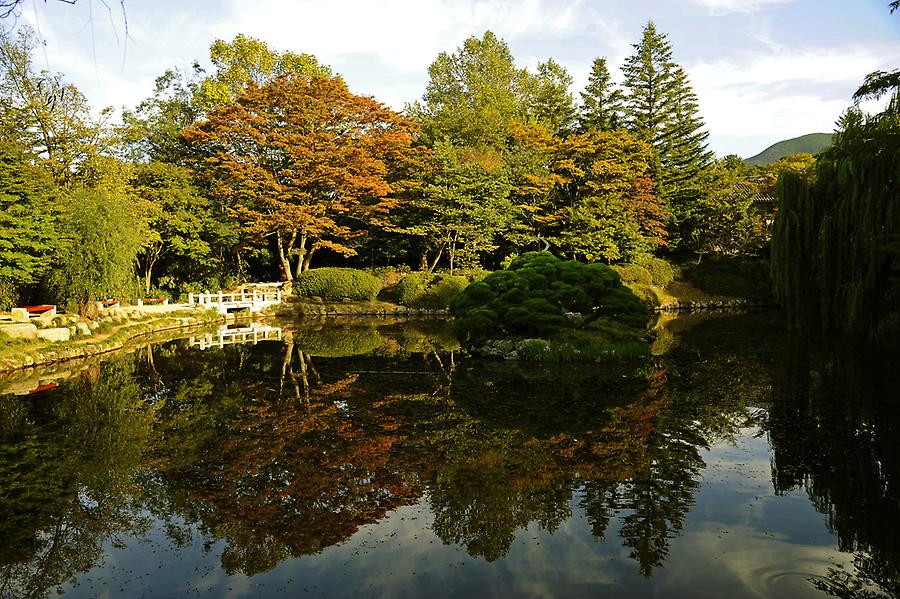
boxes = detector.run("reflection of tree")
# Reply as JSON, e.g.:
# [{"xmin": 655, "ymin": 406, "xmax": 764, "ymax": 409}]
[
  {"xmin": 420, "ymin": 363, "xmax": 709, "ymax": 572},
  {"xmin": 767, "ymin": 344, "xmax": 900, "ymax": 598},
  {"xmin": 0, "ymin": 314, "xmax": 781, "ymax": 588},
  {"xmin": 0, "ymin": 358, "xmax": 154, "ymax": 599},
  {"xmin": 427, "ymin": 424, "xmax": 572, "ymax": 561},
  {"xmin": 143, "ymin": 340, "xmax": 431, "ymax": 575},
  {"xmin": 815, "ymin": 551, "xmax": 900, "ymax": 599}
]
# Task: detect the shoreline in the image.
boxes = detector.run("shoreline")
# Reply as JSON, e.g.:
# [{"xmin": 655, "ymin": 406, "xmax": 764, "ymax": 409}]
[{"xmin": 0, "ymin": 310, "xmax": 230, "ymax": 374}]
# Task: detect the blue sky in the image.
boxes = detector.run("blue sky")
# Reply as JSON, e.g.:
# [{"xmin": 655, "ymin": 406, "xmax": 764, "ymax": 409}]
[{"xmin": 9, "ymin": 0, "xmax": 900, "ymax": 157}]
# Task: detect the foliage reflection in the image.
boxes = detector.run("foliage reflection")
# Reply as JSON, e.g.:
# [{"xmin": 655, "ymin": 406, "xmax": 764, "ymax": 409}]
[{"xmin": 0, "ymin": 315, "xmax": 899, "ymax": 597}]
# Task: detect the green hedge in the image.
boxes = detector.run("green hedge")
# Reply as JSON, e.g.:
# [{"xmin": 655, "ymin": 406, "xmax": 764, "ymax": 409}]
[
  {"xmin": 637, "ymin": 257, "xmax": 677, "ymax": 287},
  {"xmin": 449, "ymin": 252, "xmax": 649, "ymax": 342},
  {"xmin": 396, "ymin": 272, "xmax": 469, "ymax": 309},
  {"xmin": 611, "ymin": 264, "xmax": 653, "ymax": 286},
  {"xmin": 294, "ymin": 268, "xmax": 383, "ymax": 302}
]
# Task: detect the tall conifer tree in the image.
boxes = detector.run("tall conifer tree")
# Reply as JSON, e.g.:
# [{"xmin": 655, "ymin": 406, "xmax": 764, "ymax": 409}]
[
  {"xmin": 579, "ymin": 57, "xmax": 623, "ymax": 132},
  {"xmin": 621, "ymin": 22, "xmax": 712, "ymax": 201}
]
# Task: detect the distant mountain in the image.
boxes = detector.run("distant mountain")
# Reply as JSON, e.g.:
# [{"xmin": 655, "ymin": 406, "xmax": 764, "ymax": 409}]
[{"xmin": 744, "ymin": 133, "xmax": 834, "ymax": 167}]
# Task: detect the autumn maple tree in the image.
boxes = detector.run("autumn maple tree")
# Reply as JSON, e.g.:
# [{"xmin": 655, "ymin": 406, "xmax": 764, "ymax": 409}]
[{"xmin": 184, "ymin": 74, "xmax": 418, "ymax": 280}]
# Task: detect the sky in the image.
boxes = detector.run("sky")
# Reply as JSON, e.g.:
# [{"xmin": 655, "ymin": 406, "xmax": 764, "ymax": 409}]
[{"xmin": 5, "ymin": 0, "xmax": 900, "ymax": 158}]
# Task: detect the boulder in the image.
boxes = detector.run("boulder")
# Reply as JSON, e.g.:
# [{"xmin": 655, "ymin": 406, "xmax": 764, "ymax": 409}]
[
  {"xmin": 36, "ymin": 327, "xmax": 70, "ymax": 342},
  {"xmin": 1, "ymin": 322, "xmax": 38, "ymax": 340},
  {"xmin": 10, "ymin": 308, "xmax": 29, "ymax": 322},
  {"xmin": 75, "ymin": 322, "xmax": 92, "ymax": 337}
]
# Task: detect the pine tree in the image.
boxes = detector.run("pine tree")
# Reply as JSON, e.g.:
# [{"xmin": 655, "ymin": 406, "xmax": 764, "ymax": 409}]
[
  {"xmin": 657, "ymin": 66, "xmax": 714, "ymax": 193},
  {"xmin": 621, "ymin": 21, "xmax": 712, "ymax": 200},
  {"xmin": 578, "ymin": 57, "xmax": 623, "ymax": 132}
]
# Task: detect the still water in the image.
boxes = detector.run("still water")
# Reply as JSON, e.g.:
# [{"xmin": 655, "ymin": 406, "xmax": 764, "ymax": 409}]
[{"xmin": 0, "ymin": 315, "xmax": 897, "ymax": 598}]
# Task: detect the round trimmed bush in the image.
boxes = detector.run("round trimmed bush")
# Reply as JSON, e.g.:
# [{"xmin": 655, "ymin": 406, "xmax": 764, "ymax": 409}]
[
  {"xmin": 611, "ymin": 264, "xmax": 653, "ymax": 286},
  {"xmin": 294, "ymin": 268, "xmax": 382, "ymax": 301},
  {"xmin": 637, "ymin": 257, "xmax": 677, "ymax": 287},
  {"xmin": 396, "ymin": 272, "xmax": 469, "ymax": 309},
  {"xmin": 449, "ymin": 252, "xmax": 649, "ymax": 342}
]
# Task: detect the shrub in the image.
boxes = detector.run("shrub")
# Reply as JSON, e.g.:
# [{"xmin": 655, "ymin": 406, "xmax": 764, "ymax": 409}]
[
  {"xmin": 455, "ymin": 268, "xmax": 490, "ymax": 282},
  {"xmin": 450, "ymin": 251, "xmax": 649, "ymax": 342},
  {"xmin": 294, "ymin": 268, "xmax": 382, "ymax": 301},
  {"xmin": 396, "ymin": 272, "xmax": 469, "ymax": 309},
  {"xmin": 365, "ymin": 266, "xmax": 411, "ymax": 289},
  {"xmin": 627, "ymin": 284, "xmax": 662, "ymax": 307},
  {"xmin": 637, "ymin": 256, "xmax": 678, "ymax": 287},
  {"xmin": 611, "ymin": 264, "xmax": 653, "ymax": 286}
]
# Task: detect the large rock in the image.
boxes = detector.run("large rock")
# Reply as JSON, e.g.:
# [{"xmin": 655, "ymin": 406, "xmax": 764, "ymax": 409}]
[
  {"xmin": 10, "ymin": 308, "xmax": 29, "ymax": 322},
  {"xmin": 36, "ymin": 327, "xmax": 70, "ymax": 342},
  {"xmin": 1, "ymin": 323, "xmax": 38, "ymax": 340},
  {"xmin": 75, "ymin": 322, "xmax": 92, "ymax": 337}
]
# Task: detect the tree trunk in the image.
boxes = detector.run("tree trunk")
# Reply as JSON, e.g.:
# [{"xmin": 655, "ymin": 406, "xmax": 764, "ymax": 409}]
[
  {"xmin": 449, "ymin": 233, "xmax": 458, "ymax": 275},
  {"xmin": 142, "ymin": 247, "xmax": 160, "ymax": 295},
  {"xmin": 419, "ymin": 246, "xmax": 429, "ymax": 271},
  {"xmin": 275, "ymin": 229, "xmax": 297, "ymax": 282},
  {"xmin": 294, "ymin": 232, "xmax": 308, "ymax": 278},
  {"xmin": 302, "ymin": 247, "xmax": 317, "ymax": 273},
  {"xmin": 144, "ymin": 265, "xmax": 153, "ymax": 296},
  {"xmin": 427, "ymin": 244, "xmax": 444, "ymax": 272}
]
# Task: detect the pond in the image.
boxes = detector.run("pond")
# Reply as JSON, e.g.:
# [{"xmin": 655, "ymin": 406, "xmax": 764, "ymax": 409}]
[{"xmin": 0, "ymin": 314, "xmax": 898, "ymax": 598}]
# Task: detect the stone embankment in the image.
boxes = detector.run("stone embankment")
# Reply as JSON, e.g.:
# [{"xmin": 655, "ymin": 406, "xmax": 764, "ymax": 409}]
[
  {"xmin": 0, "ymin": 306, "xmax": 224, "ymax": 373},
  {"xmin": 654, "ymin": 298, "xmax": 771, "ymax": 312}
]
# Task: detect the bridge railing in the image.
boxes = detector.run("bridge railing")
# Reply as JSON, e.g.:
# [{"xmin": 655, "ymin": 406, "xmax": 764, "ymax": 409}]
[{"xmin": 188, "ymin": 290, "xmax": 282, "ymax": 306}]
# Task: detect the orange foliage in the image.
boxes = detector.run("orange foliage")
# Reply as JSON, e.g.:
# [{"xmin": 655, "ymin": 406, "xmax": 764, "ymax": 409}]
[{"xmin": 184, "ymin": 74, "xmax": 419, "ymax": 277}]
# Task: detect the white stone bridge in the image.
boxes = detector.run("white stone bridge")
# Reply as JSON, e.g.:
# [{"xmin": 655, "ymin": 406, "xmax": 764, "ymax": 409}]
[{"xmin": 189, "ymin": 289, "xmax": 283, "ymax": 315}]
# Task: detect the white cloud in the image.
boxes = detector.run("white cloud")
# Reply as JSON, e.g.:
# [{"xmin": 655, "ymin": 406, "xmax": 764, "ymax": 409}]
[
  {"xmin": 689, "ymin": 45, "xmax": 893, "ymax": 155},
  {"xmin": 689, "ymin": 0, "xmax": 797, "ymax": 15},
  {"xmin": 213, "ymin": 0, "xmax": 586, "ymax": 74}
]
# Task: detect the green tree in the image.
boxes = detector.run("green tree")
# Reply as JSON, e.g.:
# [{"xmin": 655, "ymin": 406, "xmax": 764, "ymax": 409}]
[
  {"xmin": 450, "ymin": 251, "xmax": 649, "ymax": 341},
  {"xmin": 579, "ymin": 57, "xmax": 624, "ymax": 132},
  {"xmin": 621, "ymin": 22, "xmax": 712, "ymax": 206},
  {"xmin": 119, "ymin": 67, "xmax": 202, "ymax": 164},
  {"xmin": 49, "ymin": 158, "xmax": 149, "ymax": 312},
  {"xmin": 413, "ymin": 142, "xmax": 513, "ymax": 272},
  {"xmin": 550, "ymin": 130, "xmax": 666, "ymax": 262},
  {"xmin": 0, "ymin": 27, "xmax": 105, "ymax": 185},
  {"xmin": 0, "ymin": 140, "xmax": 60, "ymax": 309},
  {"xmin": 684, "ymin": 159, "xmax": 767, "ymax": 257},
  {"xmin": 771, "ymin": 88, "xmax": 900, "ymax": 339},
  {"xmin": 129, "ymin": 162, "xmax": 232, "ymax": 295},
  {"xmin": 523, "ymin": 58, "xmax": 576, "ymax": 135},
  {"xmin": 193, "ymin": 34, "xmax": 334, "ymax": 114},
  {"xmin": 411, "ymin": 31, "xmax": 527, "ymax": 149}
]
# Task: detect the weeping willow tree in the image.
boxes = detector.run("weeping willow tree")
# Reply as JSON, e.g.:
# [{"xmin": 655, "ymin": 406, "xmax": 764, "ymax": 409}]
[{"xmin": 771, "ymin": 88, "xmax": 900, "ymax": 341}]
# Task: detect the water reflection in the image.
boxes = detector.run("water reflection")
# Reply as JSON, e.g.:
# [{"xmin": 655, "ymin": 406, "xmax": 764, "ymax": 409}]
[
  {"xmin": 0, "ymin": 315, "xmax": 898, "ymax": 597},
  {"xmin": 189, "ymin": 322, "xmax": 284, "ymax": 350}
]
